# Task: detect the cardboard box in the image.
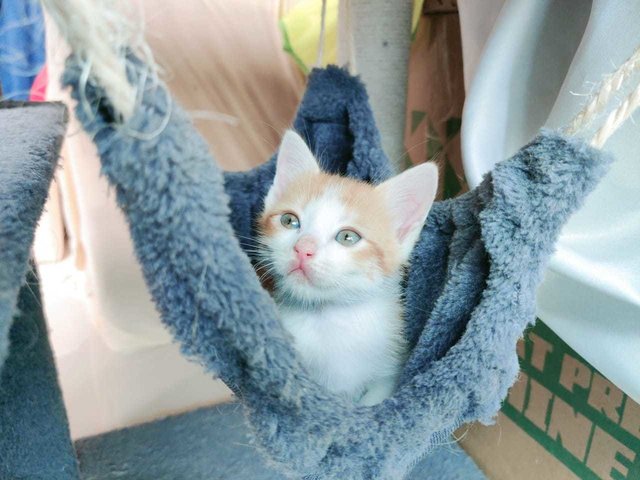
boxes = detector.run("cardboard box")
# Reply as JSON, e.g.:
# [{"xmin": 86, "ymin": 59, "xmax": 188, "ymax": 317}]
[{"xmin": 459, "ymin": 320, "xmax": 640, "ymax": 480}]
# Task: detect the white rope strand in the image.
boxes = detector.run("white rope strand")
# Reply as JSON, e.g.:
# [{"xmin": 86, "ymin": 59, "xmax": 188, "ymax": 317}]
[
  {"xmin": 40, "ymin": 0, "xmax": 157, "ymax": 122},
  {"xmin": 345, "ymin": 0, "xmax": 357, "ymax": 73},
  {"xmin": 590, "ymin": 79, "xmax": 640, "ymax": 148},
  {"xmin": 565, "ymin": 45, "xmax": 640, "ymax": 135},
  {"xmin": 315, "ymin": 0, "xmax": 328, "ymax": 68},
  {"xmin": 337, "ymin": 0, "xmax": 357, "ymax": 73}
]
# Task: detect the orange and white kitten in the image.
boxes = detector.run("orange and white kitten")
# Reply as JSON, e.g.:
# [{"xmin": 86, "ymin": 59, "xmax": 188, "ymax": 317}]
[{"xmin": 258, "ymin": 131, "xmax": 438, "ymax": 405}]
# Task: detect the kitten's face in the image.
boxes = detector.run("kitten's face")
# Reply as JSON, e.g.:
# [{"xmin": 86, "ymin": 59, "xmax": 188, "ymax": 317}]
[
  {"xmin": 260, "ymin": 173, "xmax": 400, "ymax": 303},
  {"xmin": 258, "ymin": 130, "xmax": 438, "ymax": 305}
]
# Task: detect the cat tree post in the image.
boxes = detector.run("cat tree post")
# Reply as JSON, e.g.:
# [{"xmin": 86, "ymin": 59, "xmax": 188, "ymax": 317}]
[{"xmin": 344, "ymin": 0, "xmax": 412, "ymax": 170}]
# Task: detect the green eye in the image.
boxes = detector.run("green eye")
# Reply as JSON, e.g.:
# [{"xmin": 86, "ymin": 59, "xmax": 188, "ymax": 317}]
[
  {"xmin": 280, "ymin": 213, "xmax": 300, "ymax": 229},
  {"xmin": 335, "ymin": 229, "xmax": 361, "ymax": 246}
]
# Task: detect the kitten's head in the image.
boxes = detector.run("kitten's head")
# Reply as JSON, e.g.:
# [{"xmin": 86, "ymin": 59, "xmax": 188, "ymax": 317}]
[{"xmin": 258, "ymin": 130, "xmax": 438, "ymax": 305}]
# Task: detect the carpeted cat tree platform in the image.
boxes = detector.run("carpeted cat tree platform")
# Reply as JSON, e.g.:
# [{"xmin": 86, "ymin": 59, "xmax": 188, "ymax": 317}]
[
  {"xmin": 0, "ymin": 101, "xmax": 78, "ymax": 478},
  {"xmin": 0, "ymin": 101, "xmax": 487, "ymax": 479}
]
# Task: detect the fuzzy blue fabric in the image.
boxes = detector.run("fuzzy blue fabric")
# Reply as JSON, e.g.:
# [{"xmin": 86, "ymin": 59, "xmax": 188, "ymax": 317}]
[
  {"xmin": 62, "ymin": 63, "xmax": 610, "ymax": 479},
  {"xmin": 76, "ymin": 402, "xmax": 485, "ymax": 480},
  {"xmin": 0, "ymin": 271, "xmax": 80, "ymax": 479},
  {"xmin": 0, "ymin": 101, "xmax": 78, "ymax": 478},
  {"xmin": 0, "ymin": 101, "xmax": 67, "ymax": 370}
]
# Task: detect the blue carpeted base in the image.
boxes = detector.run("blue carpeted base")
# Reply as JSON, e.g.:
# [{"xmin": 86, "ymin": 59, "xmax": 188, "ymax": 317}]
[
  {"xmin": 76, "ymin": 402, "xmax": 485, "ymax": 480},
  {"xmin": 0, "ymin": 100, "xmax": 75, "ymax": 479},
  {"xmin": 0, "ymin": 271, "xmax": 79, "ymax": 479}
]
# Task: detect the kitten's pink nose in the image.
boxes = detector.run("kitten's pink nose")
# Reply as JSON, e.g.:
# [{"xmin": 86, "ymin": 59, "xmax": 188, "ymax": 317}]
[{"xmin": 294, "ymin": 237, "xmax": 317, "ymax": 260}]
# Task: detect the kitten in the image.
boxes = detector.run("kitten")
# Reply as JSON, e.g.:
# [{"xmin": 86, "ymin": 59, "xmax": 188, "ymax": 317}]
[{"xmin": 257, "ymin": 130, "xmax": 438, "ymax": 405}]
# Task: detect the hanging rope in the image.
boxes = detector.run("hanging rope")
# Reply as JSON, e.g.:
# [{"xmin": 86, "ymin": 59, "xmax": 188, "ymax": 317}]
[
  {"xmin": 315, "ymin": 0, "xmax": 328, "ymax": 68},
  {"xmin": 564, "ymin": 45, "xmax": 640, "ymax": 136},
  {"xmin": 591, "ymin": 79, "xmax": 640, "ymax": 148},
  {"xmin": 337, "ymin": 0, "xmax": 357, "ymax": 73},
  {"xmin": 563, "ymin": 43, "xmax": 640, "ymax": 147}
]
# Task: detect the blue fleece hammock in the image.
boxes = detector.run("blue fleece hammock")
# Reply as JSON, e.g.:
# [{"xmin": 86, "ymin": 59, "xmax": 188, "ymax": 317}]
[{"xmin": 59, "ymin": 63, "xmax": 609, "ymax": 479}]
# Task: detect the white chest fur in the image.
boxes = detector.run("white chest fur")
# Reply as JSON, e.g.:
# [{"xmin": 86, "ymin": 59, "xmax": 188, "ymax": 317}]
[{"xmin": 278, "ymin": 295, "xmax": 405, "ymax": 404}]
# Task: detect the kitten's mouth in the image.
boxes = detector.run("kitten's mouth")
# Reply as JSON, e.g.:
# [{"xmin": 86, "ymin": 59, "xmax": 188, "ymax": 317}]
[{"xmin": 288, "ymin": 265, "xmax": 312, "ymax": 283}]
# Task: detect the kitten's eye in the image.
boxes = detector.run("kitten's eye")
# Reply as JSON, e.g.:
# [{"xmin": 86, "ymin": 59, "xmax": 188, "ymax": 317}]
[
  {"xmin": 335, "ymin": 229, "xmax": 361, "ymax": 246},
  {"xmin": 280, "ymin": 213, "xmax": 300, "ymax": 229}
]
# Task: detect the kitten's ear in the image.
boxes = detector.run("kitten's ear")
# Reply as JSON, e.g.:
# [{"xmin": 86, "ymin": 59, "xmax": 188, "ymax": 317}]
[
  {"xmin": 377, "ymin": 162, "xmax": 438, "ymax": 259},
  {"xmin": 269, "ymin": 130, "xmax": 319, "ymax": 199}
]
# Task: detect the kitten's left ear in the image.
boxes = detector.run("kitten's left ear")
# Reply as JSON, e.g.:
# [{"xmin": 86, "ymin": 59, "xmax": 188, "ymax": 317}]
[
  {"xmin": 269, "ymin": 130, "xmax": 319, "ymax": 201},
  {"xmin": 377, "ymin": 162, "xmax": 439, "ymax": 259}
]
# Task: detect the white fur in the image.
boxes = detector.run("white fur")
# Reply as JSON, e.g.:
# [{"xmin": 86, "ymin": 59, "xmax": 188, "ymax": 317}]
[
  {"xmin": 264, "ymin": 130, "xmax": 319, "ymax": 207},
  {"xmin": 262, "ymin": 188, "xmax": 406, "ymax": 405},
  {"xmin": 279, "ymin": 283, "xmax": 405, "ymax": 405},
  {"xmin": 260, "ymin": 131, "xmax": 437, "ymax": 405}
]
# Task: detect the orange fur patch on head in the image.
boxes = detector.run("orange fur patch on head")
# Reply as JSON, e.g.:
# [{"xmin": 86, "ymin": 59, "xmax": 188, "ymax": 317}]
[
  {"xmin": 259, "ymin": 170, "xmax": 404, "ymax": 275},
  {"xmin": 336, "ymin": 179, "xmax": 402, "ymax": 275},
  {"xmin": 258, "ymin": 212, "xmax": 279, "ymax": 237},
  {"xmin": 258, "ymin": 171, "xmax": 334, "ymax": 231}
]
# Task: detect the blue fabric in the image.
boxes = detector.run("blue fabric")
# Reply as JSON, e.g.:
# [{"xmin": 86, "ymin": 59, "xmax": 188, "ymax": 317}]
[
  {"xmin": 0, "ymin": 271, "xmax": 80, "ymax": 479},
  {"xmin": 0, "ymin": 102, "xmax": 77, "ymax": 478},
  {"xmin": 76, "ymin": 402, "xmax": 485, "ymax": 480},
  {"xmin": 0, "ymin": 98, "xmax": 477, "ymax": 480},
  {"xmin": 62, "ymin": 63, "xmax": 610, "ymax": 479},
  {"xmin": 0, "ymin": 101, "xmax": 68, "ymax": 370},
  {"xmin": 0, "ymin": 0, "xmax": 45, "ymax": 100}
]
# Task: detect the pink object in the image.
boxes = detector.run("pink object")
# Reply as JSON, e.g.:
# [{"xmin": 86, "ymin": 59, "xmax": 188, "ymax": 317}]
[
  {"xmin": 29, "ymin": 65, "xmax": 48, "ymax": 102},
  {"xmin": 291, "ymin": 236, "xmax": 317, "ymax": 276},
  {"xmin": 294, "ymin": 237, "xmax": 316, "ymax": 260}
]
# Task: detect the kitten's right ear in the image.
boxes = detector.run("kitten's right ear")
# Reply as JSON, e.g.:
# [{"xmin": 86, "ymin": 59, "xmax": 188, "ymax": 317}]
[
  {"xmin": 377, "ymin": 162, "xmax": 438, "ymax": 260},
  {"xmin": 270, "ymin": 130, "xmax": 319, "ymax": 199}
]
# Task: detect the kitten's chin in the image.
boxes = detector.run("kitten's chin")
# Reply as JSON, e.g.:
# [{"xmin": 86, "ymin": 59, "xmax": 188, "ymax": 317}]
[
  {"xmin": 287, "ymin": 268, "xmax": 314, "ymax": 284},
  {"xmin": 278, "ymin": 279, "xmax": 326, "ymax": 306},
  {"xmin": 276, "ymin": 277, "xmax": 340, "ymax": 307},
  {"xmin": 276, "ymin": 275, "xmax": 390, "ymax": 308}
]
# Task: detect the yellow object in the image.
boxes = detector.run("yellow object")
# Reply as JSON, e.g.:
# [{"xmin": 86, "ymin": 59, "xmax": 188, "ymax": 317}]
[
  {"xmin": 280, "ymin": 0, "xmax": 424, "ymax": 73},
  {"xmin": 280, "ymin": 0, "xmax": 338, "ymax": 74},
  {"xmin": 411, "ymin": 0, "xmax": 425, "ymax": 37}
]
